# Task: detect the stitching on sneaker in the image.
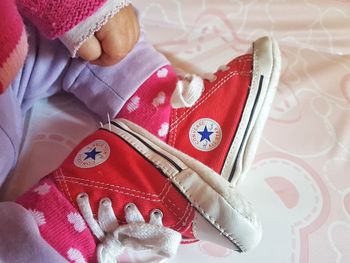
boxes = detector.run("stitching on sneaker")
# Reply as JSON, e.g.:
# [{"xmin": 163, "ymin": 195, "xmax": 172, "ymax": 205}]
[
  {"xmin": 170, "ymin": 55, "xmax": 252, "ymax": 132},
  {"xmin": 169, "ymin": 109, "xmax": 178, "ymax": 146},
  {"xmin": 192, "ymin": 213, "xmax": 199, "ymax": 240},
  {"xmin": 170, "ymin": 68, "xmax": 252, "ymax": 132},
  {"xmin": 64, "ymin": 178, "xmax": 191, "ymax": 230},
  {"xmin": 55, "ymin": 176, "xmax": 170, "ymax": 201},
  {"xmin": 54, "ymin": 171, "xmax": 193, "ymax": 229},
  {"xmin": 158, "ymin": 183, "xmax": 193, "ymax": 227},
  {"xmin": 54, "ymin": 169, "xmax": 74, "ymax": 204},
  {"xmin": 172, "ymin": 71, "xmax": 251, "ymax": 128},
  {"xmin": 222, "ymin": 51, "xmax": 260, "ymax": 181},
  {"xmin": 171, "ymin": 203, "xmax": 194, "ymax": 231},
  {"xmin": 171, "ymin": 205, "xmax": 193, "ymax": 232},
  {"xmin": 220, "ymin": 57, "xmax": 253, "ymax": 176},
  {"xmin": 56, "ymin": 169, "xmax": 172, "ymax": 198}
]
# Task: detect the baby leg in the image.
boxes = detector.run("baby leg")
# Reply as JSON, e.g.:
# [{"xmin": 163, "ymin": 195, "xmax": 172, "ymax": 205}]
[
  {"xmin": 0, "ymin": 24, "xmax": 89, "ymax": 185},
  {"xmin": 0, "ymin": 89, "xmax": 23, "ymax": 185}
]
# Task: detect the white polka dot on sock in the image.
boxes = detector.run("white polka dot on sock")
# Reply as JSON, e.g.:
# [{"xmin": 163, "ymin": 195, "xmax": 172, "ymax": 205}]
[
  {"xmin": 33, "ymin": 183, "xmax": 51, "ymax": 195},
  {"xmin": 127, "ymin": 96, "xmax": 140, "ymax": 113},
  {"xmin": 67, "ymin": 248, "xmax": 87, "ymax": 263},
  {"xmin": 29, "ymin": 209, "xmax": 46, "ymax": 226},
  {"xmin": 158, "ymin": 122, "xmax": 169, "ymax": 137},
  {"xmin": 67, "ymin": 212, "xmax": 87, "ymax": 233},
  {"xmin": 152, "ymin": 92, "xmax": 166, "ymax": 107},
  {"xmin": 157, "ymin": 68, "xmax": 168, "ymax": 78}
]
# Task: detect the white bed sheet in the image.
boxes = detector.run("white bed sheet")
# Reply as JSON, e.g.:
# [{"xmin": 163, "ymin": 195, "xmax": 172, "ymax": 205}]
[{"xmin": 1, "ymin": 1, "xmax": 350, "ymax": 262}]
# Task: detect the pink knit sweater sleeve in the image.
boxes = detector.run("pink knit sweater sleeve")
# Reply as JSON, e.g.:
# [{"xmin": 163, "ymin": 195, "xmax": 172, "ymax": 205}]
[
  {"xmin": 17, "ymin": 0, "xmax": 132, "ymax": 56},
  {"xmin": 17, "ymin": 0, "xmax": 108, "ymax": 39}
]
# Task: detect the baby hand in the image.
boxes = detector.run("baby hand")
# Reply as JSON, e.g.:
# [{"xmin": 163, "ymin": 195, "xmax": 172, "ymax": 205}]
[{"xmin": 77, "ymin": 5, "xmax": 140, "ymax": 66}]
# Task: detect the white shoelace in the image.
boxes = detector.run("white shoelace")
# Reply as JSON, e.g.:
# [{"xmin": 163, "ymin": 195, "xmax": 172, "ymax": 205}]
[
  {"xmin": 170, "ymin": 74, "xmax": 204, "ymax": 109},
  {"xmin": 76, "ymin": 193, "xmax": 182, "ymax": 263},
  {"xmin": 170, "ymin": 65, "xmax": 230, "ymax": 109}
]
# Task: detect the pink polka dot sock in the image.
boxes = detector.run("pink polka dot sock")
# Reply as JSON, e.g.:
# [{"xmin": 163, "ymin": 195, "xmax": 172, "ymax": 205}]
[
  {"xmin": 17, "ymin": 178, "xmax": 97, "ymax": 263},
  {"xmin": 117, "ymin": 65, "xmax": 178, "ymax": 141}
]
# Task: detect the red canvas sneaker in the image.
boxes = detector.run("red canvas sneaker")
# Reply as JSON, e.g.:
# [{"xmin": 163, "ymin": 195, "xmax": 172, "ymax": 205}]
[
  {"xmin": 17, "ymin": 119, "xmax": 262, "ymax": 263},
  {"xmin": 168, "ymin": 37, "xmax": 281, "ymax": 185}
]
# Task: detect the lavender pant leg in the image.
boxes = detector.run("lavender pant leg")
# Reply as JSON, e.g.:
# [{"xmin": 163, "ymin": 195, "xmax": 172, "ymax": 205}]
[
  {"xmin": 0, "ymin": 202, "xmax": 68, "ymax": 263},
  {"xmin": 0, "ymin": 25, "xmax": 86, "ymax": 184}
]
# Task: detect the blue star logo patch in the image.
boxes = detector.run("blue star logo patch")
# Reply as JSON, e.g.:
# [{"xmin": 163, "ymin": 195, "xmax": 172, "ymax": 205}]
[
  {"xmin": 74, "ymin": 140, "xmax": 111, "ymax": 168},
  {"xmin": 189, "ymin": 118, "xmax": 222, "ymax": 152},
  {"xmin": 84, "ymin": 148, "xmax": 102, "ymax": 161},
  {"xmin": 198, "ymin": 126, "xmax": 214, "ymax": 142}
]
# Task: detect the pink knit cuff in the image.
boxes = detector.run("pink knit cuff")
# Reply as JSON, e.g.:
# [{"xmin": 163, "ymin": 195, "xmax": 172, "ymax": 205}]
[
  {"xmin": 0, "ymin": 29, "xmax": 28, "ymax": 93},
  {"xmin": 59, "ymin": 0, "xmax": 132, "ymax": 57},
  {"xmin": 17, "ymin": 0, "xmax": 109, "ymax": 39},
  {"xmin": 0, "ymin": 0, "xmax": 28, "ymax": 93}
]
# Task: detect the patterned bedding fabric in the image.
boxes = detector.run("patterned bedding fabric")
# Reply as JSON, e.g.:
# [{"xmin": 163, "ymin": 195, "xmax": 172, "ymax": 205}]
[{"xmin": 1, "ymin": 1, "xmax": 350, "ymax": 262}]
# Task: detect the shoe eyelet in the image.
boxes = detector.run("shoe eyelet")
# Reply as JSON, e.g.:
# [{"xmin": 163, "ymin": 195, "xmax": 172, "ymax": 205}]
[
  {"xmin": 124, "ymin": 203, "xmax": 136, "ymax": 211},
  {"xmin": 100, "ymin": 197, "xmax": 111, "ymax": 206},
  {"xmin": 77, "ymin": 192, "xmax": 88, "ymax": 199},
  {"xmin": 151, "ymin": 209, "xmax": 163, "ymax": 219}
]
